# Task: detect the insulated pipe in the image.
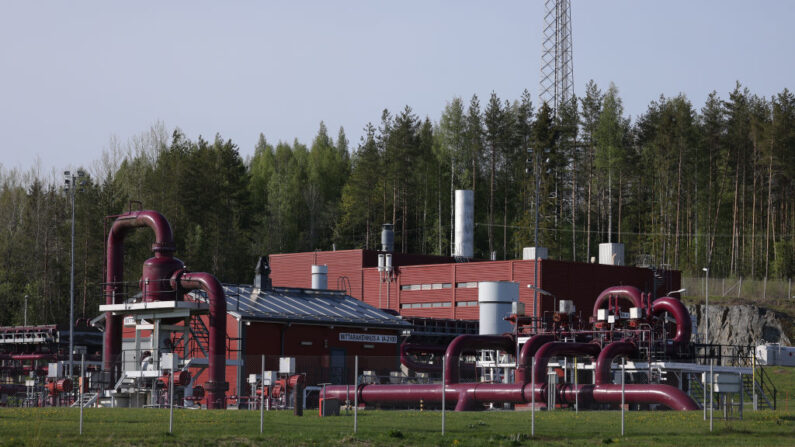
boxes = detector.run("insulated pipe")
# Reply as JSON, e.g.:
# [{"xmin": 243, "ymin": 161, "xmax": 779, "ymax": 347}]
[
  {"xmin": 400, "ymin": 343, "xmax": 446, "ymax": 373},
  {"xmin": 532, "ymin": 342, "xmax": 601, "ymax": 385},
  {"xmin": 323, "ymin": 381, "xmax": 697, "ymax": 411},
  {"xmin": 651, "ymin": 296, "xmax": 692, "ymax": 350},
  {"xmin": 515, "ymin": 334, "xmax": 556, "ymax": 384},
  {"xmin": 104, "ymin": 210, "xmax": 176, "ymax": 382},
  {"xmin": 171, "ymin": 270, "xmax": 227, "ymax": 409},
  {"xmin": 592, "ymin": 286, "xmax": 644, "ymax": 318},
  {"xmin": 443, "ymin": 334, "xmax": 515, "ymax": 384},
  {"xmin": 592, "ymin": 384, "xmax": 699, "ymax": 411},
  {"xmin": 594, "ymin": 341, "xmax": 637, "ymax": 385},
  {"xmin": 10, "ymin": 353, "xmax": 56, "ymax": 360}
]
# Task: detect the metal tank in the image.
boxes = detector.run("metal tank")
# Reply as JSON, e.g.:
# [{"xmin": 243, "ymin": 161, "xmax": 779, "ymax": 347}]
[{"xmin": 478, "ymin": 281, "xmax": 518, "ymax": 335}]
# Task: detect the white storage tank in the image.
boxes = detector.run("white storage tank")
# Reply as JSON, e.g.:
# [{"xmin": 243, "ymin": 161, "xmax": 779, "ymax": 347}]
[
  {"xmin": 311, "ymin": 265, "xmax": 328, "ymax": 289},
  {"xmin": 522, "ymin": 247, "xmax": 548, "ymax": 260},
  {"xmin": 478, "ymin": 281, "xmax": 519, "ymax": 335},
  {"xmin": 454, "ymin": 190, "xmax": 474, "ymax": 258},
  {"xmin": 598, "ymin": 243, "xmax": 625, "ymax": 266}
]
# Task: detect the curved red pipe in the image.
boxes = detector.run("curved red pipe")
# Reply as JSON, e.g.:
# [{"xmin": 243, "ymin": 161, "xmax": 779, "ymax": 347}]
[
  {"xmin": 592, "ymin": 384, "xmax": 699, "ymax": 411},
  {"xmin": 104, "ymin": 210, "xmax": 176, "ymax": 382},
  {"xmin": 592, "ymin": 286, "xmax": 644, "ymax": 318},
  {"xmin": 651, "ymin": 296, "xmax": 692, "ymax": 351},
  {"xmin": 400, "ymin": 343, "xmax": 446, "ymax": 373},
  {"xmin": 515, "ymin": 334, "xmax": 556, "ymax": 384},
  {"xmin": 594, "ymin": 341, "xmax": 637, "ymax": 385},
  {"xmin": 532, "ymin": 342, "xmax": 601, "ymax": 385},
  {"xmin": 171, "ymin": 270, "xmax": 227, "ymax": 409},
  {"xmin": 443, "ymin": 334, "xmax": 515, "ymax": 384}
]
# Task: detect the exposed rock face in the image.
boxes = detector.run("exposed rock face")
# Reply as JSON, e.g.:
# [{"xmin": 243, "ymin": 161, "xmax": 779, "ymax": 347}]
[{"xmin": 686, "ymin": 304, "xmax": 791, "ymax": 347}]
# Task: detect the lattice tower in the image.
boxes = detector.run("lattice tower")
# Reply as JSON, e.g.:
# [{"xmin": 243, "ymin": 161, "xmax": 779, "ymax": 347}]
[{"xmin": 540, "ymin": 0, "xmax": 574, "ymax": 115}]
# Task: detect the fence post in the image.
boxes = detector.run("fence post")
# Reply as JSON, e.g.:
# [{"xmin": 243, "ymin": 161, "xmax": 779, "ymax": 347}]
[
  {"xmin": 80, "ymin": 353, "xmax": 85, "ymax": 435},
  {"xmin": 169, "ymin": 362, "xmax": 174, "ymax": 433},
  {"xmin": 354, "ymin": 355, "xmax": 358, "ymax": 434},
  {"xmin": 574, "ymin": 356, "xmax": 578, "ymax": 413},
  {"xmin": 260, "ymin": 355, "xmax": 264, "ymax": 434},
  {"xmin": 441, "ymin": 354, "xmax": 445, "ymax": 436},
  {"xmin": 621, "ymin": 357, "xmax": 625, "ymax": 437},
  {"xmin": 531, "ymin": 357, "xmax": 535, "ymax": 437}
]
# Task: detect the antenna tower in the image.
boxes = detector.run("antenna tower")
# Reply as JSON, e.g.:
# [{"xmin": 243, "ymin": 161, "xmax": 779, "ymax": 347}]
[{"xmin": 540, "ymin": 0, "xmax": 574, "ymax": 114}]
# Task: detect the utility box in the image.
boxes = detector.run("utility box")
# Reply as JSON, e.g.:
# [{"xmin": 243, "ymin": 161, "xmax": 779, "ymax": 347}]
[
  {"xmin": 512, "ymin": 301, "xmax": 525, "ymax": 316},
  {"xmin": 319, "ymin": 397, "xmax": 340, "ymax": 416},
  {"xmin": 279, "ymin": 357, "xmax": 296, "ymax": 374},
  {"xmin": 558, "ymin": 300, "xmax": 575, "ymax": 314},
  {"xmin": 47, "ymin": 362, "xmax": 63, "ymax": 378},
  {"xmin": 160, "ymin": 353, "xmax": 178, "ymax": 371},
  {"xmin": 756, "ymin": 343, "xmax": 795, "ymax": 366},
  {"xmin": 597, "ymin": 309, "xmax": 607, "ymax": 321},
  {"xmin": 629, "ymin": 307, "xmax": 642, "ymax": 319},
  {"xmin": 262, "ymin": 371, "xmax": 277, "ymax": 386},
  {"xmin": 523, "ymin": 247, "xmax": 549, "ymax": 260}
]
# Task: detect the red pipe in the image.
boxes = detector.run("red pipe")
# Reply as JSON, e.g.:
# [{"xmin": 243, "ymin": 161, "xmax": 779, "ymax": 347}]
[
  {"xmin": 592, "ymin": 286, "xmax": 644, "ymax": 318},
  {"xmin": 515, "ymin": 334, "xmax": 556, "ymax": 384},
  {"xmin": 400, "ymin": 343, "xmax": 446, "ymax": 373},
  {"xmin": 594, "ymin": 341, "xmax": 637, "ymax": 385},
  {"xmin": 10, "ymin": 353, "xmax": 55, "ymax": 360},
  {"xmin": 532, "ymin": 342, "xmax": 601, "ymax": 385},
  {"xmin": 104, "ymin": 210, "xmax": 177, "ymax": 382},
  {"xmin": 171, "ymin": 270, "xmax": 227, "ymax": 409},
  {"xmin": 651, "ymin": 296, "xmax": 692, "ymax": 351},
  {"xmin": 443, "ymin": 334, "xmax": 515, "ymax": 384},
  {"xmin": 592, "ymin": 384, "xmax": 699, "ymax": 411},
  {"xmin": 323, "ymin": 381, "xmax": 697, "ymax": 411}
]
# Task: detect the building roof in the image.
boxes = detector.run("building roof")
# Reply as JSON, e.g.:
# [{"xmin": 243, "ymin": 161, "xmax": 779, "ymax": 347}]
[{"xmin": 205, "ymin": 285, "xmax": 411, "ymax": 330}]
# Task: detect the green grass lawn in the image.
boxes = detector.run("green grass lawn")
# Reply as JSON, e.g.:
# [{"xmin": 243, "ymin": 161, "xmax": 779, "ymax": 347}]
[{"xmin": 0, "ymin": 405, "xmax": 792, "ymax": 447}]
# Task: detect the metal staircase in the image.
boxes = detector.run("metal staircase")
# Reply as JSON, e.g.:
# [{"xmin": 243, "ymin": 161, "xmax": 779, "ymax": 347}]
[
  {"xmin": 71, "ymin": 392, "xmax": 98, "ymax": 408},
  {"xmin": 742, "ymin": 368, "xmax": 776, "ymax": 410}
]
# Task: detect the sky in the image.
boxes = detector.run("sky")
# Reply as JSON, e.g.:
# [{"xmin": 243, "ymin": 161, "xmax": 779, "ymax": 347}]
[{"xmin": 1, "ymin": 1, "xmax": 794, "ymax": 178}]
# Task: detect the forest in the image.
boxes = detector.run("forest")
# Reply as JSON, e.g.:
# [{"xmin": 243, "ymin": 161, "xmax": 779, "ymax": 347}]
[{"xmin": 0, "ymin": 81, "xmax": 793, "ymax": 327}]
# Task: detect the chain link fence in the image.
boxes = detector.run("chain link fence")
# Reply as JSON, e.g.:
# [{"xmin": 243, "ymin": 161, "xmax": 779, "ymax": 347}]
[{"xmin": 682, "ymin": 276, "xmax": 794, "ymax": 300}]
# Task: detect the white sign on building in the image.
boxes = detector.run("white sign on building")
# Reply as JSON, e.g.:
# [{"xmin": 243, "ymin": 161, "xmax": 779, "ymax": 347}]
[{"xmin": 339, "ymin": 333, "xmax": 398, "ymax": 344}]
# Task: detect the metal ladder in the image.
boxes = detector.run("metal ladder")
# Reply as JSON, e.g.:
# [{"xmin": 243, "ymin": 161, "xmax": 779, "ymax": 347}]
[{"xmin": 70, "ymin": 392, "xmax": 98, "ymax": 408}]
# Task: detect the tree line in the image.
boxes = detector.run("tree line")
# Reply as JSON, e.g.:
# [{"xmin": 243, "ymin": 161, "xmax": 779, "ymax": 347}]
[{"xmin": 1, "ymin": 81, "xmax": 793, "ymax": 327}]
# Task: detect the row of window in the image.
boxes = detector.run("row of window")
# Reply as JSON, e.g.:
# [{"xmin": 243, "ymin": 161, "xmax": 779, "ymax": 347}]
[
  {"xmin": 401, "ymin": 302, "xmax": 452, "ymax": 309},
  {"xmin": 399, "ymin": 281, "xmax": 482, "ymax": 291},
  {"xmin": 399, "ymin": 300, "xmax": 480, "ymax": 309}
]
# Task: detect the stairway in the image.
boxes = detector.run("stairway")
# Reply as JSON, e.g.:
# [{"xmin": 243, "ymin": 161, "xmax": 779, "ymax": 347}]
[
  {"xmin": 71, "ymin": 392, "xmax": 98, "ymax": 408},
  {"xmin": 742, "ymin": 373, "xmax": 775, "ymax": 410}
]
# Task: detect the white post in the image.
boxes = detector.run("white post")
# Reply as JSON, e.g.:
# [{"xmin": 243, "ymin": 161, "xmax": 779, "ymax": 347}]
[
  {"xmin": 710, "ymin": 359, "xmax": 714, "ymax": 432},
  {"xmin": 574, "ymin": 356, "xmax": 578, "ymax": 413},
  {"xmin": 354, "ymin": 355, "xmax": 359, "ymax": 434},
  {"xmin": 260, "ymin": 355, "xmax": 264, "ymax": 434},
  {"xmin": 621, "ymin": 357, "xmax": 625, "ymax": 437},
  {"xmin": 531, "ymin": 357, "xmax": 535, "ymax": 437},
  {"xmin": 79, "ymin": 353, "xmax": 85, "ymax": 435},
  {"xmin": 441, "ymin": 354, "xmax": 446, "ymax": 436},
  {"xmin": 169, "ymin": 366, "xmax": 174, "ymax": 433}
]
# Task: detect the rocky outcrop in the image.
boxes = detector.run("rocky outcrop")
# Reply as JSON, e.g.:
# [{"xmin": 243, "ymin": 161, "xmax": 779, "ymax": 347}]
[{"xmin": 686, "ymin": 304, "xmax": 791, "ymax": 347}]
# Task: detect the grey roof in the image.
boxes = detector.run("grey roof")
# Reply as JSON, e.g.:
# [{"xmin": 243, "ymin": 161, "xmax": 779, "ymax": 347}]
[{"xmin": 192, "ymin": 285, "xmax": 410, "ymax": 329}]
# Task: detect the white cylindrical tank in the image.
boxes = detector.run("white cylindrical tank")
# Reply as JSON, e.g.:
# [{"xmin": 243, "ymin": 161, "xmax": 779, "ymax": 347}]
[
  {"xmin": 454, "ymin": 190, "xmax": 474, "ymax": 258},
  {"xmin": 598, "ymin": 243, "xmax": 625, "ymax": 266},
  {"xmin": 478, "ymin": 281, "xmax": 519, "ymax": 335},
  {"xmin": 522, "ymin": 247, "xmax": 549, "ymax": 260},
  {"xmin": 311, "ymin": 265, "xmax": 328, "ymax": 289}
]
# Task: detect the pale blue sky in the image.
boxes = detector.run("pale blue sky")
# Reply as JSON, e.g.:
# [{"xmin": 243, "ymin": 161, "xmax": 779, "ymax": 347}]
[{"xmin": 1, "ymin": 1, "xmax": 793, "ymax": 176}]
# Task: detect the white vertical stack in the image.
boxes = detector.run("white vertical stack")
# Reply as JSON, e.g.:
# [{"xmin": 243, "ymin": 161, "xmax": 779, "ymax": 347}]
[
  {"xmin": 454, "ymin": 190, "xmax": 474, "ymax": 258},
  {"xmin": 598, "ymin": 243, "xmax": 625, "ymax": 266},
  {"xmin": 311, "ymin": 265, "xmax": 328, "ymax": 289},
  {"xmin": 478, "ymin": 281, "xmax": 519, "ymax": 335}
]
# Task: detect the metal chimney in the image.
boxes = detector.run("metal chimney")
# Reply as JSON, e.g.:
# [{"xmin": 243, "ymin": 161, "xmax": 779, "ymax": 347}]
[
  {"xmin": 454, "ymin": 190, "xmax": 474, "ymax": 258},
  {"xmin": 381, "ymin": 223, "xmax": 394, "ymax": 252},
  {"xmin": 254, "ymin": 256, "xmax": 272, "ymax": 290},
  {"xmin": 311, "ymin": 265, "xmax": 328, "ymax": 290}
]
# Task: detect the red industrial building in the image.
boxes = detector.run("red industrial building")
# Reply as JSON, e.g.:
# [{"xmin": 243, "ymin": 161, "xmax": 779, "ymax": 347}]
[{"xmin": 269, "ymin": 249, "xmax": 680, "ymax": 322}]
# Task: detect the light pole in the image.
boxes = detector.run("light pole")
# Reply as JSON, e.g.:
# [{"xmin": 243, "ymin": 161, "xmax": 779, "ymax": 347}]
[
  {"xmin": 24, "ymin": 294, "xmax": 28, "ymax": 326},
  {"xmin": 64, "ymin": 170, "xmax": 85, "ymax": 377},
  {"xmin": 702, "ymin": 268, "xmax": 709, "ymax": 346}
]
